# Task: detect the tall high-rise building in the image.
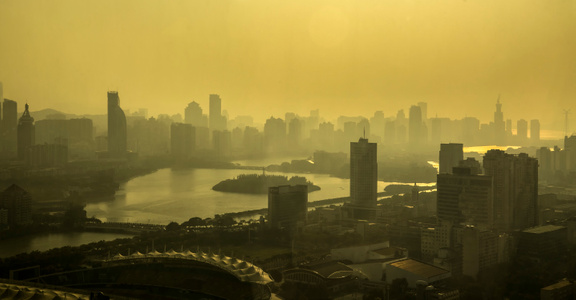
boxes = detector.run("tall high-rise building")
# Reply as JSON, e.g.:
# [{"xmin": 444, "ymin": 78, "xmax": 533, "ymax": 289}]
[
  {"xmin": 2, "ymin": 99, "xmax": 17, "ymax": 156},
  {"xmin": 517, "ymin": 119, "xmax": 528, "ymax": 142},
  {"xmin": 384, "ymin": 121, "xmax": 396, "ymax": 144},
  {"xmin": 461, "ymin": 117, "xmax": 480, "ymax": 145},
  {"xmin": 349, "ymin": 138, "xmax": 377, "ymax": 219},
  {"xmin": 287, "ymin": 118, "xmax": 302, "ymax": 148},
  {"xmin": 409, "ymin": 105, "xmax": 423, "ymax": 146},
  {"xmin": 530, "ymin": 119, "xmax": 540, "ymax": 144},
  {"xmin": 170, "ymin": 123, "xmax": 194, "ymax": 160},
  {"xmin": 494, "ymin": 98, "xmax": 506, "ymax": 145},
  {"xmin": 268, "ymin": 185, "xmax": 308, "ymax": 230},
  {"xmin": 264, "ymin": 117, "xmax": 286, "ymax": 152},
  {"xmin": 429, "ymin": 118, "xmax": 442, "ymax": 144},
  {"xmin": 418, "ymin": 102, "xmax": 428, "ymax": 123},
  {"xmin": 370, "ymin": 111, "xmax": 385, "ymax": 139},
  {"xmin": 0, "ymin": 184, "xmax": 32, "ymax": 226},
  {"xmin": 483, "ymin": 150, "xmax": 538, "ymax": 231},
  {"xmin": 212, "ymin": 130, "xmax": 231, "ymax": 157},
  {"xmin": 437, "ymin": 166, "xmax": 494, "ymax": 227},
  {"xmin": 107, "ymin": 91, "xmax": 127, "ymax": 158},
  {"xmin": 209, "ymin": 94, "xmax": 226, "ymax": 131},
  {"xmin": 439, "ymin": 143, "xmax": 464, "ymax": 174},
  {"xmin": 17, "ymin": 103, "xmax": 35, "ymax": 161}
]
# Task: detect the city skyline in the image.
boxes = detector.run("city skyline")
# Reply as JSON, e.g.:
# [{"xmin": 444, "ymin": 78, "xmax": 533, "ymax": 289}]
[{"xmin": 0, "ymin": 0, "xmax": 575, "ymax": 128}]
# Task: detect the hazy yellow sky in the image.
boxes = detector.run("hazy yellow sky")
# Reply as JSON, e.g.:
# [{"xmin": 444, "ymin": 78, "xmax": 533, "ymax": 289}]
[{"xmin": 0, "ymin": 0, "xmax": 575, "ymax": 127}]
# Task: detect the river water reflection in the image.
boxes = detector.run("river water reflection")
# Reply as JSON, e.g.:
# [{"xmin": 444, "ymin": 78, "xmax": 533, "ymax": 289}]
[{"xmin": 86, "ymin": 168, "xmax": 434, "ymax": 224}]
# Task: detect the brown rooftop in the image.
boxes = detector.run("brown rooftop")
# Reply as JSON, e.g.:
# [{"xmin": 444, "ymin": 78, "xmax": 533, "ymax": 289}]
[{"xmin": 389, "ymin": 259, "xmax": 449, "ymax": 278}]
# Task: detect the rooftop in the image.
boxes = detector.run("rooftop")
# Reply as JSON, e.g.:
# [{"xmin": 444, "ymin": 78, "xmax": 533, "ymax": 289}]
[
  {"xmin": 542, "ymin": 279, "xmax": 573, "ymax": 291},
  {"xmin": 389, "ymin": 259, "xmax": 449, "ymax": 278},
  {"xmin": 522, "ymin": 225, "xmax": 566, "ymax": 234}
]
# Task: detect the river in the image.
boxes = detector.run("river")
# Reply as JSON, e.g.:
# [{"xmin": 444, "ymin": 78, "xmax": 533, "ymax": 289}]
[
  {"xmin": 5, "ymin": 157, "xmax": 436, "ymax": 258},
  {"xmin": 85, "ymin": 168, "xmax": 435, "ymax": 224}
]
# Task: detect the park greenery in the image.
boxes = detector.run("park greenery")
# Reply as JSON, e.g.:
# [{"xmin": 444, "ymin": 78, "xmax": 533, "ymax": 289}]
[{"xmin": 212, "ymin": 174, "xmax": 321, "ymax": 194}]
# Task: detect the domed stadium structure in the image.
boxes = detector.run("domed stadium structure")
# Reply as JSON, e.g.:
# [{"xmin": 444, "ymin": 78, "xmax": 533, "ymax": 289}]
[{"xmin": 28, "ymin": 250, "xmax": 274, "ymax": 300}]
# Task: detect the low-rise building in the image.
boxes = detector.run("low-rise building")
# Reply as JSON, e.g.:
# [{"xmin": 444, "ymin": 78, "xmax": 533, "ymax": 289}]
[{"xmin": 386, "ymin": 259, "xmax": 451, "ymax": 288}]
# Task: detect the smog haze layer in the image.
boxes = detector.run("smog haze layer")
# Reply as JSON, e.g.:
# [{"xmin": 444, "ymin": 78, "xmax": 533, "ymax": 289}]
[{"xmin": 0, "ymin": 0, "xmax": 575, "ymax": 127}]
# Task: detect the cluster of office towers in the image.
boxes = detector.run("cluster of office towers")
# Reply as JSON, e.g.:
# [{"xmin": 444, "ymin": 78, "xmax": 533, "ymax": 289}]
[{"xmin": 0, "ymin": 83, "xmax": 94, "ymax": 166}]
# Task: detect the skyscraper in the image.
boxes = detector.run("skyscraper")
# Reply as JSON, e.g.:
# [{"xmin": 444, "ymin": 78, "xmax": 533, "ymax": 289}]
[
  {"xmin": 349, "ymin": 138, "xmax": 377, "ymax": 219},
  {"xmin": 170, "ymin": 122, "xmax": 194, "ymax": 160},
  {"xmin": 409, "ymin": 105, "xmax": 423, "ymax": 146},
  {"xmin": 418, "ymin": 102, "xmax": 428, "ymax": 123},
  {"xmin": 264, "ymin": 116, "xmax": 286, "ymax": 152},
  {"xmin": 107, "ymin": 91, "xmax": 127, "ymax": 158},
  {"xmin": 517, "ymin": 119, "xmax": 527, "ymax": 142},
  {"xmin": 483, "ymin": 150, "xmax": 538, "ymax": 231},
  {"xmin": 439, "ymin": 143, "xmax": 463, "ymax": 174},
  {"xmin": 494, "ymin": 98, "xmax": 505, "ymax": 145},
  {"xmin": 17, "ymin": 103, "xmax": 35, "ymax": 161},
  {"xmin": 530, "ymin": 119, "xmax": 540, "ymax": 144},
  {"xmin": 209, "ymin": 94, "xmax": 226, "ymax": 131}
]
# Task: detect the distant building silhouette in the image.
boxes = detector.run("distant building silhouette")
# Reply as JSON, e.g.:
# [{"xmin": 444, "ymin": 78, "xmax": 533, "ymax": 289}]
[
  {"xmin": 493, "ymin": 98, "xmax": 506, "ymax": 145},
  {"xmin": 530, "ymin": 119, "xmax": 540, "ymax": 144},
  {"xmin": 185, "ymin": 101, "xmax": 207, "ymax": 127},
  {"xmin": 0, "ymin": 184, "xmax": 32, "ymax": 227},
  {"xmin": 461, "ymin": 117, "xmax": 480, "ymax": 145},
  {"xmin": 209, "ymin": 94, "xmax": 226, "ymax": 131},
  {"xmin": 287, "ymin": 118, "xmax": 302, "ymax": 148},
  {"xmin": 107, "ymin": 91, "xmax": 127, "ymax": 159},
  {"xmin": 517, "ymin": 119, "xmax": 527, "ymax": 142},
  {"xmin": 264, "ymin": 117, "xmax": 286, "ymax": 152},
  {"xmin": 212, "ymin": 130, "xmax": 231, "ymax": 157},
  {"xmin": 409, "ymin": 105, "xmax": 423, "ymax": 146},
  {"xmin": 28, "ymin": 144, "xmax": 68, "ymax": 167},
  {"xmin": 268, "ymin": 185, "xmax": 307, "ymax": 230},
  {"xmin": 170, "ymin": 123, "xmax": 194, "ymax": 160},
  {"xmin": 17, "ymin": 103, "xmax": 35, "ymax": 161},
  {"xmin": 396, "ymin": 109, "xmax": 407, "ymax": 144},
  {"xmin": 35, "ymin": 119, "xmax": 68, "ymax": 145},
  {"xmin": 384, "ymin": 120, "xmax": 396, "ymax": 144},
  {"xmin": 418, "ymin": 102, "xmax": 428, "ymax": 123},
  {"xmin": 439, "ymin": 143, "xmax": 463, "ymax": 174},
  {"xmin": 483, "ymin": 150, "xmax": 538, "ymax": 231},
  {"xmin": 349, "ymin": 138, "xmax": 377, "ymax": 219}
]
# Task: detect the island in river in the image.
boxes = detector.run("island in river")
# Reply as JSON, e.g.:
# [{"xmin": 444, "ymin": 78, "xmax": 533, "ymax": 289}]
[{"xmin": 212, "ymin": 174, "xmax": 321, "ymax": 194}]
